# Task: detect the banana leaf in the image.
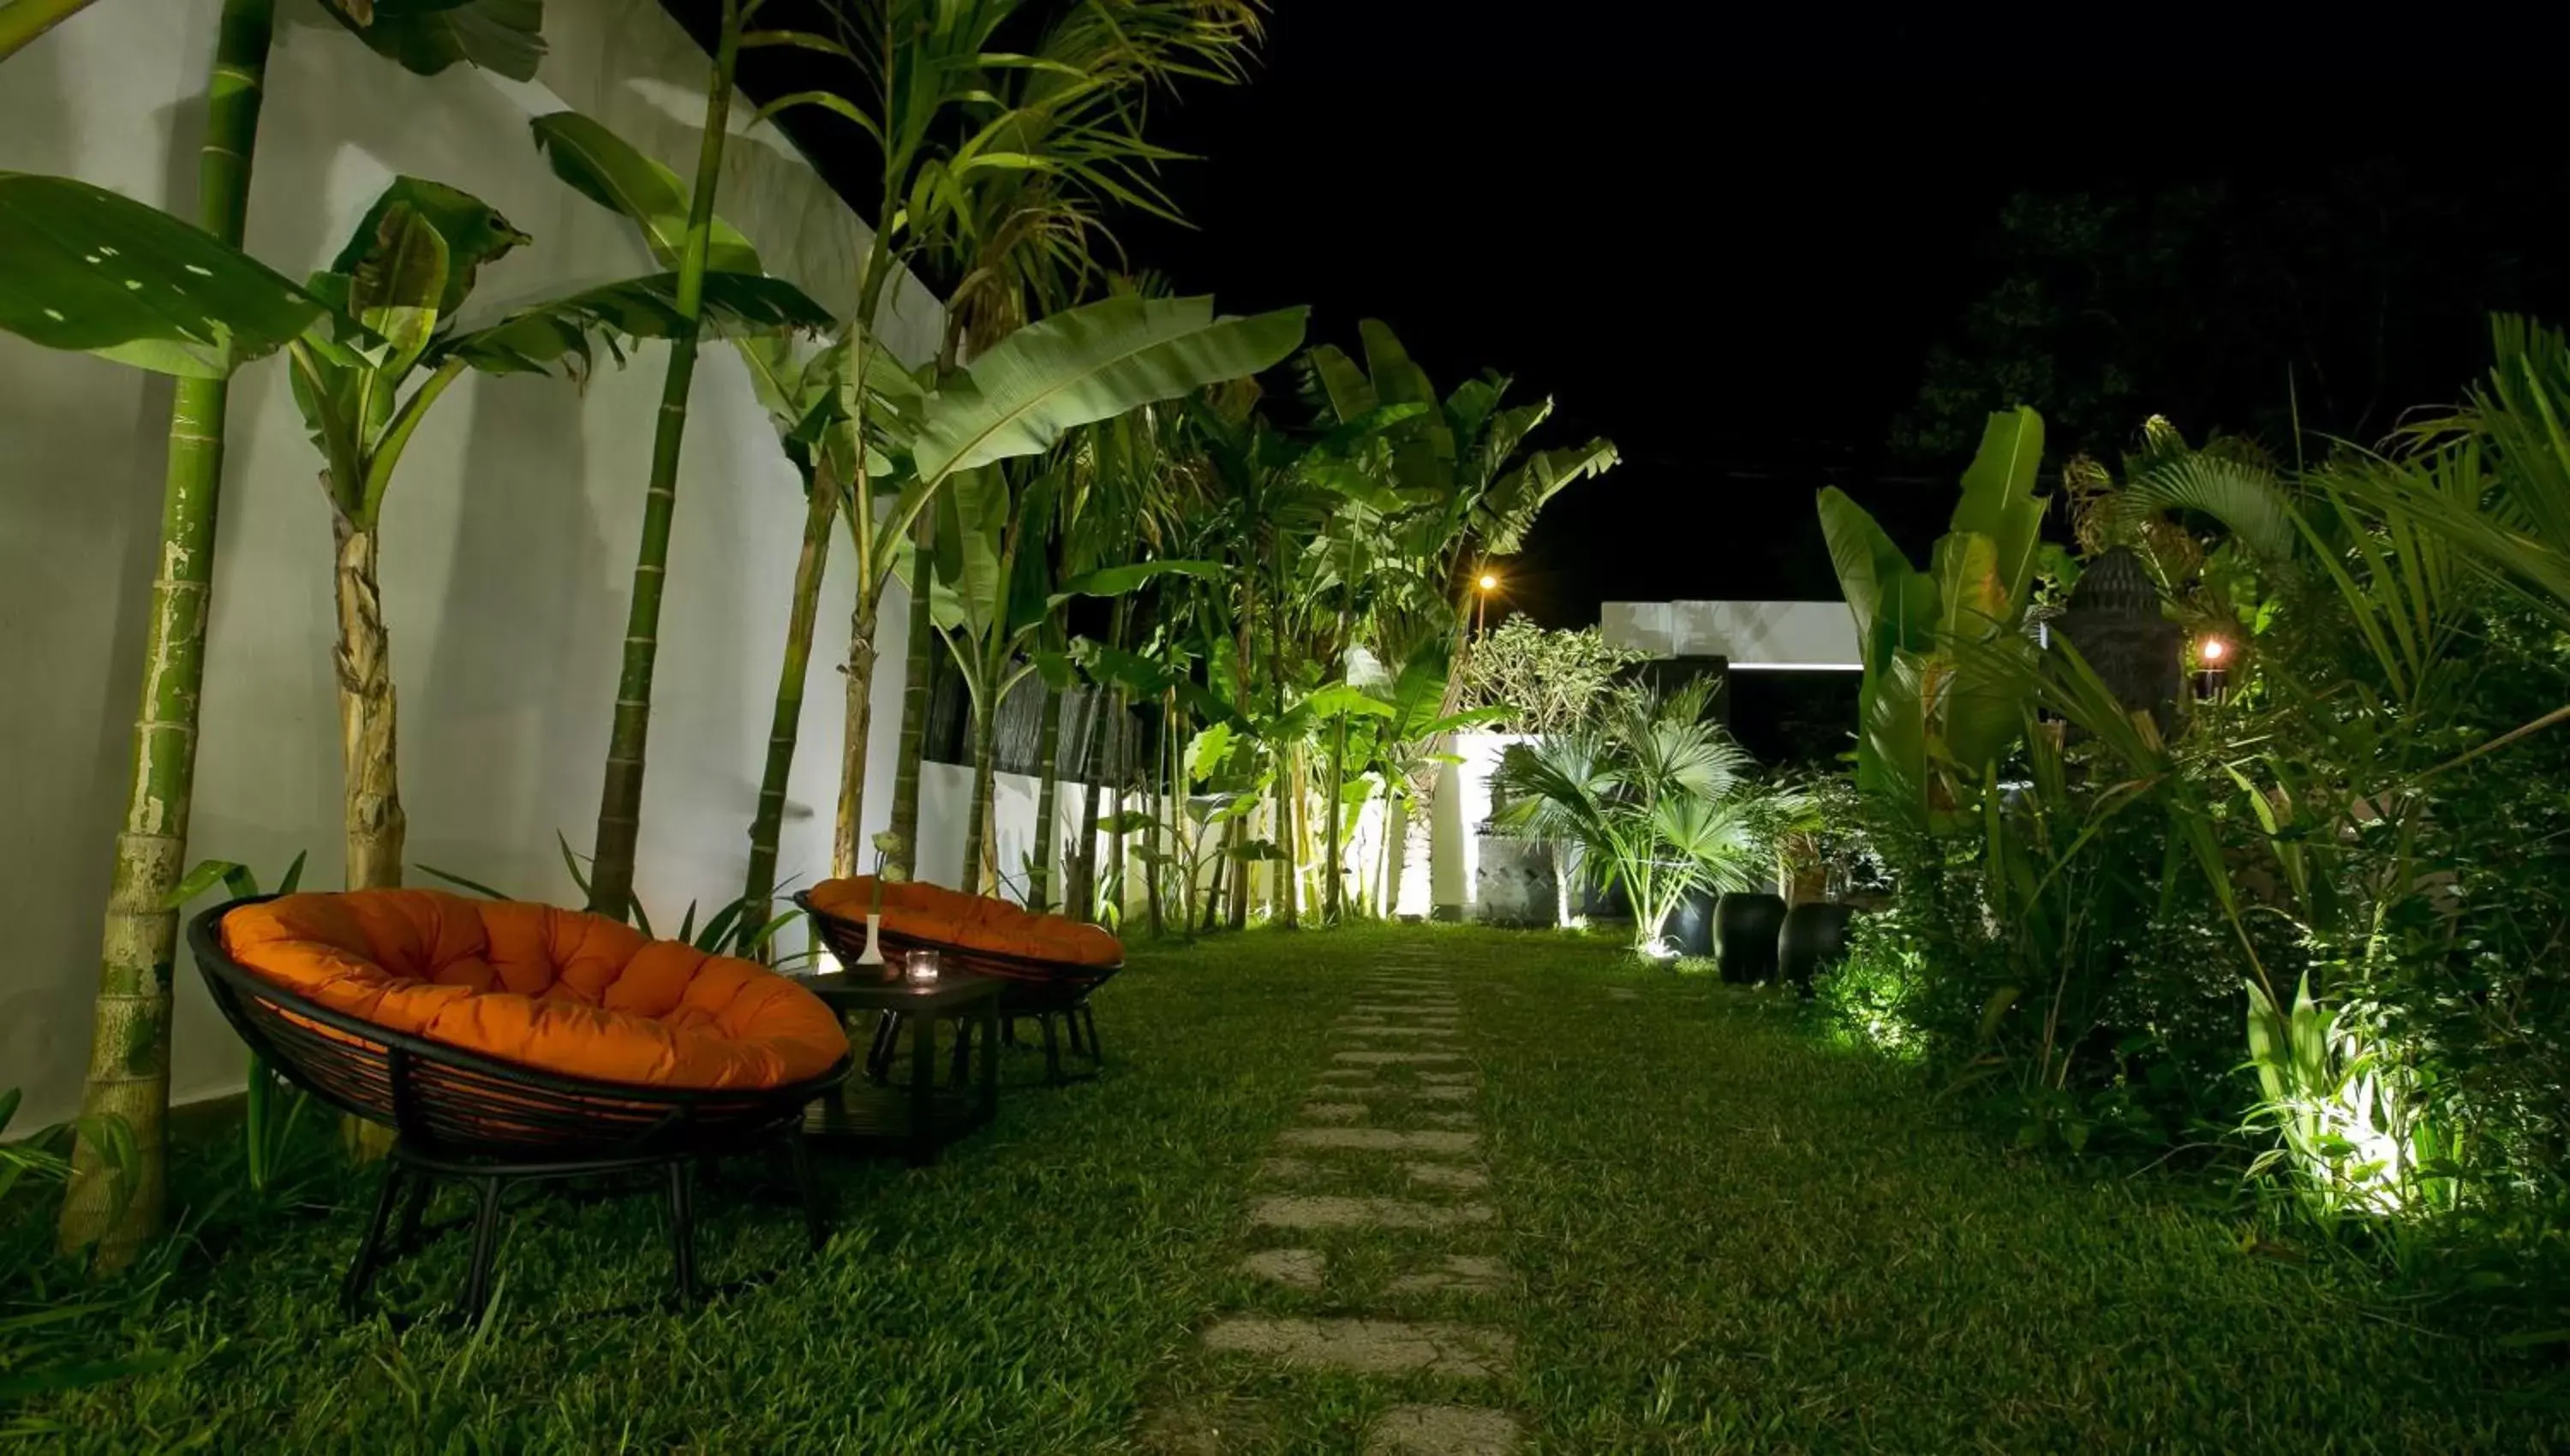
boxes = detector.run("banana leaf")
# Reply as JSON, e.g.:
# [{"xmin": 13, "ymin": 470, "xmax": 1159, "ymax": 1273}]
[
  {"xmin": 320, "ymin": 0, "xmax": 547, "ymax": 82},
  {"xmin": 0, "ymin": 173, "xmax": 329, "ymax": 378},
  {"xmin": 528, "ymin": 110, "xmax": 762, "ymax": 274},
  {"xmin": 440, "ymin": 271, "xmax": 831, "ymax": 376}
]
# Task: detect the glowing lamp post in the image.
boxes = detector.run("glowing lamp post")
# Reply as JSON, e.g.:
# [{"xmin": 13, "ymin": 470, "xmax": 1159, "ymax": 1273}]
[{"xmin": 1473, "ymin": 571, "xmax": 1501, "ymax": 636}]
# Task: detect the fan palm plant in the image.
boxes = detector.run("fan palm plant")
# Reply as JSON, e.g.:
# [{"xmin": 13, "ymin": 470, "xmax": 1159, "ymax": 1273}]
[{"xmin": 1491, "ymin": 681, "xmax": 1779, "ymax": 957}]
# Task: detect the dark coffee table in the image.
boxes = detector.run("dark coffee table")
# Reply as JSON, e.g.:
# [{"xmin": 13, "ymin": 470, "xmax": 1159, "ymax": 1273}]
[{"xmin": 791, "ymin": 970, "xmax": 1001, "ymax": 1165}]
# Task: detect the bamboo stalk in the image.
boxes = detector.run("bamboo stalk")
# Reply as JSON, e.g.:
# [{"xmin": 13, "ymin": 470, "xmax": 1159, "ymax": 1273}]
[
  {"xmin": 832, "ymin": 589, "xmax": 877, "ymax": 878},
  {"xmin": 585, "ymin": 0, "xmax": 741, "ymax": 917},
  {"xmin": 882, "ymin": 499, "xmax": 939, "ymax": 875},
  {"xmin": 744, "ymin": 462, "xmax": 840, "ymax": 927},
  {"xmin": 1030, "ymin": 682, "xmax": 1063, "ymax": 911},
  {"xmin": 59, "ymin": 0, "xmax": 274, "ymax": 1265}
]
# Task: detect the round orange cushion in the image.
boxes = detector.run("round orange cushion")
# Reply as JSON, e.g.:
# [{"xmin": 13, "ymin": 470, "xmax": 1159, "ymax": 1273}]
[
  {"xmin": 221, "ymin": 890, "xmax": 849, "ymax": 1090},
  {"xmin": 809, "ymin": 877, "xmax": 1123, "ymax": 969}
]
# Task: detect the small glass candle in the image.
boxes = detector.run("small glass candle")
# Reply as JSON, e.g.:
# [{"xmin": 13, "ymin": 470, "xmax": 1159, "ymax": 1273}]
[{"xmin": 905, "ymin": 947, "xmax": 941, "ymax": 986}]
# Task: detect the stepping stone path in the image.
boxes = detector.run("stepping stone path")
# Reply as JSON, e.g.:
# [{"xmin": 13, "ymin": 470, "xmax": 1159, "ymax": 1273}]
[{"xmin": 1169, "ymin": 952, "xmax": 1521, "ymax": 1453}]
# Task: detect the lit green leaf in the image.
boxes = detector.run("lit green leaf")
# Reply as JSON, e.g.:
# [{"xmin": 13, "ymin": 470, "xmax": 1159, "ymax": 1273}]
[{"xmin": 0, "ymin": 174, "xmax": 328, "ymax": 378}]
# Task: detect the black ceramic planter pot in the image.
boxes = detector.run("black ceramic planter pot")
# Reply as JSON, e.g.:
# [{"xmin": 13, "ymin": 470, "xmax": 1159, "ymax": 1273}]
[
  {"xmin": 1661, "ymin": 885, "xmax": 1718, "ymax": 958},
  {"xmin": 1779, "ymin": 901, "xmax": 1856, "ymax": 995},
  {"xmin": 1713, "ymin": 892, "xmax": 1786, "ymax": 983}
]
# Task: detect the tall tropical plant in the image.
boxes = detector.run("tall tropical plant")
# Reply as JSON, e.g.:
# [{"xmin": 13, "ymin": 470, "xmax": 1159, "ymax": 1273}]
[
  {"xmin": 1491, "ymin": 681, "xmax": 1782, "ymax": 956},
  {"xmin": 579, "ymin": 0, "xmax": 751, "ymax": 917},
  {"xmin": 911, "ymin": 301, "xmax": 1307, "ymax": 889},
  {"xmin": 526, "ymin": 104, "xmax": 870, "ymax": 936},
  {"xmin": 288, "ymin": 175, "xmax": 828, "ymax": 894},
  {"xmin": 871, "ymin": 0, "xmax": 1268, "ymax": 883},
  {"xmin": 1818, "ymin": 406, "xmax": 2049, "ymax": 826},
  {"xmin": 7, "ymin": 0, "xmax": 543, "ymax": 1262}
]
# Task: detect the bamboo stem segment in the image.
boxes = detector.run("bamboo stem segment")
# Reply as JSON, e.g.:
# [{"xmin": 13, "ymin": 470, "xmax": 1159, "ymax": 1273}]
[
  {"xmin": 60, "ymin": 0, "xmax": 276, "ymax": 1264},
  {"xmin": 585, "ymin": 0, "xmax": 742, "ymax": 918}
]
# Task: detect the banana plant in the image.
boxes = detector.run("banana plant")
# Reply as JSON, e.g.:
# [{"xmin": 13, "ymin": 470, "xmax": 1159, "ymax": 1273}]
[
  {"xmin": 284, "ymin": 174, "xmax": 828, "ymax": 895},
  {"xmin": 1818, "ymin": 407, "xmax": 2050, "ymax": 826},
  {"xmin": 928, "ymin": 448, "xmax": 1224, "ymax": 895}
]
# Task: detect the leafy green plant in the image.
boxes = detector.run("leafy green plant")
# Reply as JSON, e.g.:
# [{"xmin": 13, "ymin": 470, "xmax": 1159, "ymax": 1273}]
[
  {"xmin": 1455, "ymin": 618, "xmax": 1645, "ymax": 737},
  {"xmin": 22, "ymin": 0, "xmax": 541, "ymax": 1267},
  {"xmin": 1492, "ymin": 681, "xmax": 1784, "ymax": 956}
]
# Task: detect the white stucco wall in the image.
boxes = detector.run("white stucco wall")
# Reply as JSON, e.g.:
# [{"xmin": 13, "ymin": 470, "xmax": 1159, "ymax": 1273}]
[
  {"xmin": 1430, "ymin": 731, "xmax": 1536, "ymax": 917},
  {"xmin": 1603, "ymin": 600, "xmax": 1860, "ymax": 670},
  {"xmin": 0, "ymin": 0, "xmax": 946, "ymax": 1125}
]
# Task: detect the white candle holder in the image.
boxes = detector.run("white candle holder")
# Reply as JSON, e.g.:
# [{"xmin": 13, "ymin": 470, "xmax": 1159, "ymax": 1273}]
[{"xmin": 905, "ymin": 947, "xmax": 941, "ymax": 986}]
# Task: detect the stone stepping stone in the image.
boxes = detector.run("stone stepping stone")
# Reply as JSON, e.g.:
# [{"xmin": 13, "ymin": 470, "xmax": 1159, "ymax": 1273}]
[
  {"xmin": 1249, "ymin": 1195, "xmax": 1493, "ymax": 1231},
  {"xmin": 1417, "ymin": 1112, "xmax": 1478, "ymax": 1129},
  {"xmin": 1342, "ymin": 1025, "xmax": 1457, "ymax": 1038},
  {"xmin": 1315, "ymin": 1081, "xmax": 1384, "ymax": 1096},
  {"xmin": 1407, "ymin": 1162, "xmax": 1488, "ymax": 1191},
  {"xmin": 1605, "ymin": 987, "xmax": 1639, "ymax": 1001},
  {"xmin": 1258, "ymin": 1156, "xmax": 1336, "ymax": 1181},
  {"xmin": 1366, "ymin": 1404, "xmax": 1521, "ymax": 1454},
  {"xmin": 1300, "ymin": 1102, "xmax": 1369, "ymax": 1123},
  {"xmin": 1389, "ymin": 1254, "xmax": 1509, "ymax": 1297},
  {"xmin": 1317, "ymin": 1067, "xmax": 1378, "ymax": 1083},
  {"xmin": 1240, "ymin": 1247, "xmax": 1327, "ymax": 1289},
  {"xmin": 1412, "ymin": 1085, "xmax": 1472, "ymax": 1103},
  {"xmin": 1416, "ymin": 1071, "xmax": 1473, "ymax": 1085},
  {"xmin": 1281, "ymin": 1126, "xmax": 1479, "ymax": 1155},
  {"xmin": 1202, "ymin": 1317, "xmax": 1512, "ymax": 1379},
  {"xmin": 1335, "ymin": 1050, "xmax": 1461, "ymax": 1065},
  {"xmin": 1351, "ymin": 1002, "xmax": 1456, "ymax": 1013}
]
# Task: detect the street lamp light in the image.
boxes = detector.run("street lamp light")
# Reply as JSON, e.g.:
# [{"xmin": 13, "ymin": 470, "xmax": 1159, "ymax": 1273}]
[{"xmin": 1473, "ymin": 571, "xmax": 1502, "ymax": 636}]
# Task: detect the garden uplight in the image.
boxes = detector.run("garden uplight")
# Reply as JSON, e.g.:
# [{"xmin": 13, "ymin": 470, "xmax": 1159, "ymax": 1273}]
[
  {"xmin": 2197, "ymin": 636, "xmax": 2228, "ymax": 664},
  {"xmin": 1478, "ymin": 572, "xmax": 1500, "ymax": 592}
]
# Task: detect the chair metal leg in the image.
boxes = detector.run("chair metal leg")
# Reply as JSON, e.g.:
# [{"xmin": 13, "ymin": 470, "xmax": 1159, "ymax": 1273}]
[
  {"xmin": 785, "ymin": 1130, "xmax": 827, "ymax": 1254},
  {"xmin": 868, "ymin": 1011, "xmax": 901, "ymax": 1083},
  {"xmin": 340, "ymin": 1161, "xmax": 406, "ymax": 1317},
  {"xmin": 666, "ymin": 1161, "xmax": 699, "ymax": 1309},
  {"xmin": 461, "ymin": 1175, "xmax": 505, "ymax": 1324},
  {"xmin": 391, "ymin": 1163, "xmax": 433, "ymax": 1255},
  {"xmin": 1066, "ymin": 1009, "xmax": 1088, "ymax": 1059},
  {"xmin": 1039, "ymin": 1011, "xmax": 1065, "ymax": 1085},
  {"xmin": 1080, "ymin": 1005, "xmax": 1102, "ymax": 1067}
]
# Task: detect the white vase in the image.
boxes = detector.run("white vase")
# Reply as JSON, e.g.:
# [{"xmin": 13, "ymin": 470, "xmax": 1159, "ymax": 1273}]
[{"xmin": 855, "ymin": 911, "xmax": 886, "ymax": 965}]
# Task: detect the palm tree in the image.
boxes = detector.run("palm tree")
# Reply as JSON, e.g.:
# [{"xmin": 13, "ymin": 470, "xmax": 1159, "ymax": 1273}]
[
  {"xmin": 873, "ymin": 0, "xmax": 1267, "ymax": 884},
  {"xmin": 1491, "ymin": 682, "xmax": 1781, "ymax": 957}
]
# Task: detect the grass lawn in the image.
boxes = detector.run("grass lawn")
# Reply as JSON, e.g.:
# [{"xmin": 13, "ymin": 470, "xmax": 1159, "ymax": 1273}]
[{"xmin": 8, "ymin": 924, "xmax": 2567, "ymax": 1451}]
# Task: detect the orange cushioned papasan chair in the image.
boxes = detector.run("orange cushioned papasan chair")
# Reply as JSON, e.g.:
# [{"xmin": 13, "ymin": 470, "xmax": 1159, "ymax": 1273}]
[
  {"xmin": 192, "ymin": 889, "xmax": 852, "ymax": 1321},
  {"xmin": 800, "ymin": 877, "xmax": 1123, "ymax": 1084}
]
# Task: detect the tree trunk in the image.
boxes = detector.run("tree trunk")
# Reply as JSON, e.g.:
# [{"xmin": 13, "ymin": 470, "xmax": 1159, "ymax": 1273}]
[
  {"xmin": 831, "ymin": 591, "xmax": 877, "ymax": 878},
  {"xmin": 1378, "ymin": 790, "xmax": 1402, "ymax": 916},
  {"xmin": 883, "ymin": 510, "xmax": 938, "ymax": 876},
  {"xmin": 332, "ymin": 515, "xmax": 403, "ymax": 889},
  {"xmin": 960, "ymin": 687, "xmax": 1000, "ymax": 894},
  {"xmin": 746, "ymin": 468, "xmax": 839, "ymax": 921},
  {"xmin": 585, "ymin": 4, "xmax": 739, "ymax": 918},
  {"xmin": 1324, "ymin": 713, "xmax": 1351, "ymax": 922},
  {"xmin": 1384, "ymin": 791, "xmax": 1411, "ymax": 920},
  {"xmin": 1226, "ymin": 815, "xmax": 1249, "ymax": 930},
  {"xmin": 1271, "ymin": 751, "xmax": 1298, "ymax": 928},
  {"xmin": 60, "ymin": 0, "xmax": 274, "ymax": 1265},
  {"xmin": 1030, "ymin": 683, "xmax": 1063, "ymax": 910},
  {"xmin": 1067, "ymin": 779, "xmax": 1100, "ymax": 922}
]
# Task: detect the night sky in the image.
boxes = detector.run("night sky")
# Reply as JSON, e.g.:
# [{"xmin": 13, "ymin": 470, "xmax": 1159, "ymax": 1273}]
[{"xmin": 678, "ymin": 3, "xmax": 2570, "ymax": 633}]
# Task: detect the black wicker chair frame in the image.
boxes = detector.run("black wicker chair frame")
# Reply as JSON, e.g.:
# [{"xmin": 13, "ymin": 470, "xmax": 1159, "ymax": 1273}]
[
  {"xmin": 190, "ymin": 897, "xmax": 850, "ymax": 1322},
  {"xmin": 796, "ymin": 893, "xmax": 1119, "ymax": 1085}
]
